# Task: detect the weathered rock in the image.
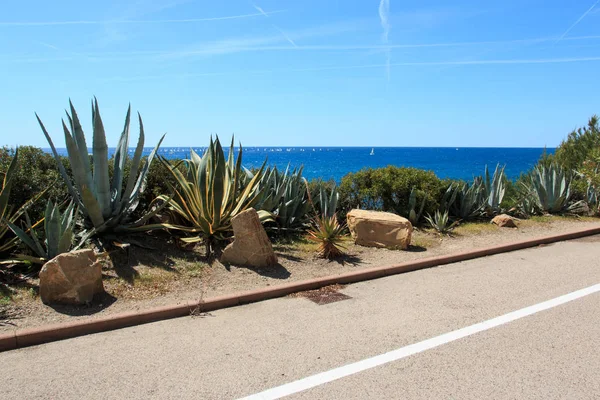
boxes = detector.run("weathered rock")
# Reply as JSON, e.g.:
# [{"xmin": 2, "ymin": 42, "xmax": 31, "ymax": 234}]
[
  {"xmin": 221, "ymin": 209, "xmax": 278, "ymax": 267},
  {"xmin": 492, "ymin": 214, "xmax": 517, "ymax": 228},
  {"xmin": 39, "ymin": 249, "xmax": 104, "ymax": 305},
  {"xmin": 346, "ymin": 209, "xmax": 413, "ymax": 249}
]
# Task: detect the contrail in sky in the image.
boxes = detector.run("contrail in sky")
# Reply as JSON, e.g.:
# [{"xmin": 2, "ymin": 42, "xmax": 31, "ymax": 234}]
[
  {"xmin": 379, "ymin": 0, "xmax": 391, "ymax": 81},
  {"xmin": 556, "ymin": 0, "xmax": 600, "ymax": 42},
  {"xmin": 0, "ymin": 10, "xmax": 286, "ymax": 26},
  {"xmin": 252, "ymin": 2, "xmax": 297, "ymax": 47}
]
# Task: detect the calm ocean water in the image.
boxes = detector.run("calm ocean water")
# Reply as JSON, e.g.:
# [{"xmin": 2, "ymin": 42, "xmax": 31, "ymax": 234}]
[{"xmin": 49, "ymin": 147, "xmax": 553, "ymax": 182}]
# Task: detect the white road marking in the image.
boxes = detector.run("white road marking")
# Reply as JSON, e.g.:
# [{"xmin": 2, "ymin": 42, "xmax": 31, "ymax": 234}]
[{"xmin": 239, "ymin": 283, "xmax": 600, "ymax": 400}]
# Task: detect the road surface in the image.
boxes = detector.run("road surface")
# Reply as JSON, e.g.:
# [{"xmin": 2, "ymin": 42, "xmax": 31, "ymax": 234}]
[{"xmin": 2, "ymin": 237, "xmax": 599, "ymax": 399}]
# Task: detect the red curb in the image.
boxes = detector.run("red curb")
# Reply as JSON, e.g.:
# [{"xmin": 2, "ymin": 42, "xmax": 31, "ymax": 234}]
[
  {"xmin": 0, "ymin": 331, "xmax": 16, "ymax": 352},
  {"xmin": 2, "ymin": 225, "xmax": 599, "ymax": 352}
]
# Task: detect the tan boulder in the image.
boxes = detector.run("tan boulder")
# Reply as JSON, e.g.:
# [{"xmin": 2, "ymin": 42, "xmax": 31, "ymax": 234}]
[
  {"xmin": 221, "ymin": 208, "xmax": 278, "ymax": 267},
  {"xmin": 347, "ymin": 209, "xmax": 413, "ymax": 249},
  {"xmin": 492, "ymin": 214, "xmax": 517, "ymax": 228},
  {"xmin": 39, "ymin": 249, "xmax": 104, "ymax": 305}
]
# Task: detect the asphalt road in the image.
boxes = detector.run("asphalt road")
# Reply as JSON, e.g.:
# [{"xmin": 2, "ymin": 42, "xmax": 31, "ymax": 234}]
[{"xmin": 2, "ymin": 237, "xmax": 599, "ymax": 399}]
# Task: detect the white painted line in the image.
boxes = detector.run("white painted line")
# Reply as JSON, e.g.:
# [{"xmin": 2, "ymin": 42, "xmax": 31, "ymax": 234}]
[{"xmin": 239, "ymin": 283, "xmax": 600, "ymax": 400}]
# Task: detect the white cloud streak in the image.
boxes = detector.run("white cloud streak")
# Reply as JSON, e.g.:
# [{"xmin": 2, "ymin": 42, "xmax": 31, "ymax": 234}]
[
  {"xmin": 4, "ymin": 35, "xmax": 600, "ymax": 64},
  {"xmin": 252, "ymin": 2, "xmax": 298, "ymax": 47},
  {"xmin": 379, "ymin": 0, "xmax": 391, "ymax": 81},
  {"xmin": 0, "ymin": 10, "xmax": 286, "ymax": 26},
  {"xmin": 37, "ymin": 41, "xmax": 60, "ymax": 50},
  {"xmin": 556, "ymin": 0, "xmax": 600, "ymax": 42},
  {"xmin": 273, "ymin": 26, "xmax": 298, "ymax": 47},
  {"xmin": 98, "ymin": 56, "xmax": 600, "ymax": 82},
  {"xmin": 252, "ymin": 3, "xmax": 270, "ymax": 18}
]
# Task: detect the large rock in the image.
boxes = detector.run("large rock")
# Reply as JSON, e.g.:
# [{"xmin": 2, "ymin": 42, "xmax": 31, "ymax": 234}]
[
  {"xmin": 221, "ymin": 209, "xmax": 278, "ymax": 267},
  {"xmin": 39, "ymin": 249, "xmax": 104, "ymax": 305},
  {"xmin": 492, "ymin": 214, "xmax": 517, "ymax": 228},
  {"xmin": 347, "ymin": 209, "xmax": 413, "ymax": 249}
]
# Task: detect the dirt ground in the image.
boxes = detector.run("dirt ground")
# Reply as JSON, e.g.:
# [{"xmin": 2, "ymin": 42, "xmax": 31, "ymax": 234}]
[{"xmin": 1, "ymin": 216, "xmax": 598, "ymax": 333}]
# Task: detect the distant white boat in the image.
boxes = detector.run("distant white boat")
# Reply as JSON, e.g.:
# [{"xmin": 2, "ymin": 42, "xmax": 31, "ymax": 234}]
[{"xmin": 370, "ymin": 148, "xmax": 375, "ymax": 156}]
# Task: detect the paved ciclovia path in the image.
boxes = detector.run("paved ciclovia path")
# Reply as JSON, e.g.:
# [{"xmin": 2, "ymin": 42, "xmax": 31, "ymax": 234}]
[{"xmin": 1, "ymin": 237, "xmax": 599, "ymax": 399}]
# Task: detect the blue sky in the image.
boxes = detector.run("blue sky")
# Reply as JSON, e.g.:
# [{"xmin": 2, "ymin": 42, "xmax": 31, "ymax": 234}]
[{"xmin": 1, "ymin": 0, "xmax": 600, "ymax": 148}]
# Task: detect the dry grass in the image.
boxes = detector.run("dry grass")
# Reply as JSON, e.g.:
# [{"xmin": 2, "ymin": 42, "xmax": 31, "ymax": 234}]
[
  {"xmin": 411, "ymin": 231, "xmax": 441, "ymax": 249},
  {"xmin": 453, "ymin": 221, "xmax": 499, "ymax": 235}
]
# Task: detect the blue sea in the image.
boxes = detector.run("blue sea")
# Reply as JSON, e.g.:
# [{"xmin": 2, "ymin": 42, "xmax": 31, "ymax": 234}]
[{"xmin": 50, "ymin": 147, "xmax": 553, "ymax": 182}]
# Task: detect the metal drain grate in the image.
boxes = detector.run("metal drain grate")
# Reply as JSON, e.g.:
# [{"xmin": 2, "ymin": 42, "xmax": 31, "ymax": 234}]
[{"xmin": 293, "ymin": 285, "xmax": 352, "ymax": 305}]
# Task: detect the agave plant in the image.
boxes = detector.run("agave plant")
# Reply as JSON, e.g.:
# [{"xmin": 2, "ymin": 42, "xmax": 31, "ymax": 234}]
[
  {"xmin": 155, "ymin": 137, "xmax": 269, "ymax": 255},
  {"xmin": 307, "ymin": 213, "xmax": 347, "ymax": 259},
  {"xmin": 450, "ymin": 180, "xmax": 487, "ymax": 220},
  {"xmin": 408, "ymin": 187, "xmax": 426, "ymax": 225},
  {"xmin": 439, "ymin": 184, "xmax": 459, "ymax": 214},
  {"xmin": 317, "ymin": 183, "xmax": 339, "ymax": 219},
  {"xmin": 37, "ymin": 99, "xmax": 165, "ymax": 237},
  {"xmin": 8, "ymin": 201, "xmax": 79, "ymax": 263},
  {"xmin": 482, "ymin": 164, "xmax": 506, "ymax": 215},
  {"xmin": 522, "ymin": 163, "xmax": 579, "ymax": 214},
  {"xmin": 425, "ymin": 210, "xmax": 458, "ymax": 235},
  {"xmin": 254, "ymin": 165, "xmax": 311, "ymax": 232}
]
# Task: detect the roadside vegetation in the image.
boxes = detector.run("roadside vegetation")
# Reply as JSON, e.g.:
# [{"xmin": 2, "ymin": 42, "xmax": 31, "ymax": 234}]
[{"xmin": 1, "ymin": 99, "xmax": 599, "ymax": 309}]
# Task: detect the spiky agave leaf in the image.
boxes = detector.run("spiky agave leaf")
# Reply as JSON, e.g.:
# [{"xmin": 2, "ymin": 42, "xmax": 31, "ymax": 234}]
[
  {"xmin": 318, "ymin": 183, "xmax": 339, "ymax": 219},
  {"xmin": 154, "ymin": 136, "xmax": 271, "ymax": 254},
  {"xmin": 523, "ymin": 163, "xmax": 573, "ymax": 214},
  {"xmin": 37, "ymin": 99, "xmax": 165, "ymax": 237},
  {"xmin": 8, "ymin": 201, "xmax": 78, "ymax": 262},
  {"xmin": 483, "ymin": 164, "xmax": 506, "ymax": 214},
  {"xmin": 449, "ymin": 180, "xmax": 487, "ymax": 220},
  {"xmin": 425, "ymin": 210, "xmax": 458, "ymax": 235}
]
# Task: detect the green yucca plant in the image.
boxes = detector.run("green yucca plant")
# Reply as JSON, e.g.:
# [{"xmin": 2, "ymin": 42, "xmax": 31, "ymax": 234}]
[
  {"xmin": 155, "ymin": 137, "xmax": 270, "ymax": 255},
  {"xmin": 307, "ymin": 213, "xmax": 347, "ymax": 259},
  {"xmin": 37, "ymin": 99, "xmax": 165, "ymax": 237},
  {"xmin": 425, "ymin": 210, "xmax": 458, "ymax": 235},
  {"xmin": 8, "ymin": 201, "xmax": 79, "ymax": 263}
]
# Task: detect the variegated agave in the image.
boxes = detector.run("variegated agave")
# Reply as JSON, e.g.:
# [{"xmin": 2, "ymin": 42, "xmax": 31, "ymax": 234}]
[
  {"xmin": 37, "ymin": 99, "xmax": 165, "ymax": 237},
  {"xmin": 155, "ymin": 137, "xmax": 270, "ymax": 255}
]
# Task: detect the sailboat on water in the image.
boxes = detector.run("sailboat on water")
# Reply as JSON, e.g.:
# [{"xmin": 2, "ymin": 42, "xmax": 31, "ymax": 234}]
[{"xmin": 370, "ymin": 148, "xmax": 375, "ymax": 156}]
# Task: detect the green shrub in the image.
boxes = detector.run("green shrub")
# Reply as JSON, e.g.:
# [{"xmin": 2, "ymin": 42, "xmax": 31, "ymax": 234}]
[
  {"xmin": 338, "ymin": 166, "xmax": 447, "ymax": 221},
  {"xmin": 554, "ymin": 115, "xmax": 600, "ymax": 171}
]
